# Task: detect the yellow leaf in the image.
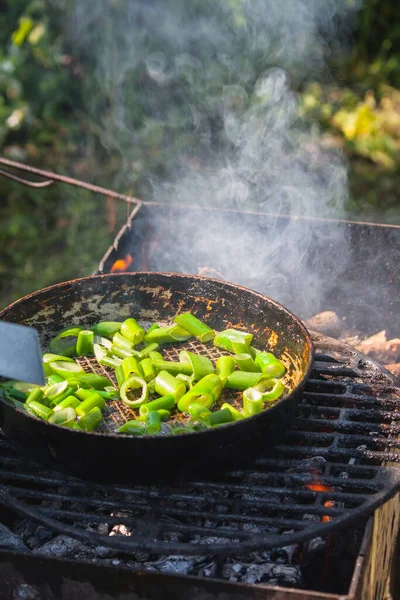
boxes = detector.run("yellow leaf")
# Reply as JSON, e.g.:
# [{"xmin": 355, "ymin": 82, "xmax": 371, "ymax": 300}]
[
  {"xmin": 12, "ymin": 17, "xmax": 34, "ymax": 46},
  {"xmin": 28, "ymin": 23, "xmax": 46, "ymax": 45}
]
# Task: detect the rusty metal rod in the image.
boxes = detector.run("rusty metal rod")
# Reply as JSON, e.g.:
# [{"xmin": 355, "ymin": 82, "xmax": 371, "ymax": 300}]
[{"xmin": 0, "ymin": 157, "xmax": 142, "ymax": 205}]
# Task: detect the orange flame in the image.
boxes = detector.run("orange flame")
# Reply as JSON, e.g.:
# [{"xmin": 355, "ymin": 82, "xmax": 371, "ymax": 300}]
[
  {"xmin": 306, "ymin": 479, "xmax": 334, "ymax": 523},
  {"xmin": 322, "ymin": 501, "xmax": 335, "ymax": 523},
  {"xmin": 111, "ymin": 254, "xmax": 133, "ymax": 273}
]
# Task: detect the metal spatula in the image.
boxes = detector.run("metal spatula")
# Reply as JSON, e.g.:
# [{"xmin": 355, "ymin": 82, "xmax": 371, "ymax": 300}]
[{"xmin": 0, "ymin": 322, "xmax": 45, "ymax": 385}]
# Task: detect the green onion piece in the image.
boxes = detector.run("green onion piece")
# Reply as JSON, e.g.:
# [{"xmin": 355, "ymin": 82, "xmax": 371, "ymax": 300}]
[
  {"xmin": 139, "ymin": 394, "xmax": 175, "ymax": 416},
  {"xmin": 112, "ymin": 332, "xmax": 134, "ymax": 350},
  {"xmin": 111, "ymin": 345, "xmax": 141, "ymax": 359},
  {"xmin": 176, "ymin": 373, "xmax": 193, "ymax": 388},
  {"xmin": 77, "ymin": 407, "xmax": 103, "ymax": 432},
  {"xmin": 121, "ymin": 318, "xmax": 145, "ymax": 345},
  {"xmin": 249, "ymin": 346, "xmax": 262, "ymax": 358},
  {"xmin": 255, "ymin": 353, "xmax": 286, "ymax": 378},
  {"xmin": 122, "ymin": 356, "xmax": 142, "ymax": 379},
  {"xmin": 72, "ymin": 373, "xmax": 112, "ymax": 390},
  {"xmin": 140, "ymin": 358, "xmax": 156, "ymax": 382},
  {"xmin": 145, "ymin": 411, "xmax": 161, "ymax": 435},
  {"xmin": 49, "ymin": 407, "xmax": 77, "ymax": 428},
  {"xmin": 157, "ymin": 409, "xmax": 171, "ymax": 420},
  {"xmin": 147, "ymin": 379, "xmax": 156, "ymax": 395},
  {"xmin": 146, "ymin": 323, "xmax": 160, "ymax": 334},
  {"xmin": 53, "ymin": 395, "xmax": 81, "ymax": 411},
  {"xmin": 172, "ymin": 426, "xmax": 194, "ymax": 435},
  {"xmin": 93, "ymin": 335, "xmax": 113, "ymax": 350},
  {"xmin": 149, "ymin": 351, "xmax": 164, "ymax": 362},
  {"xmin": 115, "ymin": 365, "xmax": 126, "ymax": 388},
  {"xmin": 177, "ymin": 374, "xmax": 223, "ymax": 413},
  {"xmin": 76, "ymin": 330, "xmax": 94, "ymax": 356},
  {"xmin": 5, "ymin": 388, "xmax": 28, "ymax": 402},
  {"xmin": 76, "ymin": 388, "xmax": 117, "ymax": 401},
  {"xmin": 243, "ymin": 388, "xmax": 264, "ymax": 417},
  {"xmin": 57, "ymin": 326, "xmax": 83, "ymax": 338},
  {"xmin": 154, "ymin": 371, "xmax": 186, "ymax": 403},
  {"xmin": 117, "ymin": 420, "xmax": 145, "ymax": 435},
  {"xmin": 144, "ymin": 325, "xmax": 192, "ymax": 345},
  {"xmin": 173, "ymin": 313, "xmax": 215, "ymax": 342},
  {"xmin": 44, "ymin": 380, "xmax": 69, "ymax": 401},
  {"xmin": 99, "ymin": 355, "xmax": 123, "ymax": 369},
  {"xmin": 225, "ymin": 371, "xmax": 263, "ymax": 390},
  {"xmin": 42, "ymin": 353, "xmax": 74, "ymax": 376},
  {"xmin": 254, "ymin": 377, "xmax": 285, "ymax": 401},
  {"xmin": 93, "ymin": 343, "xmax": 107, "ymax": 362},
  {"xmin": 152, "ymin": 360, "xmax": 193, "ymax": 376},
  {"xmin": 76, "ymin": 392, "xmax": 105, "ymax": 417},
  {"xmin": 179, "ymin": 350, "xmax": 214, "ymax": 380},
  {"xmin": 188, "ymin": 402, "xmax": 212, "ymax": 418},
  {"xmin": 92, "ymin": 322, "xmax": 122, "ymax": 338},
  {"xmin": 221, "ymin": 402, "xmax": 245, "ymax": 420},
  {"xmin": 49, "ymin": 387, "xmax": 75, "ymax": 408},
  {"xmin": 233, "ymin": 353, "xmax": 260, "ymax": 372},
  {"xmin": 140, "ymin": 343, "xmax": 160, "ymax": 358},
  {"xmin": 49, "ymin": 336, "xmax": 76, "ymax": 358},
  {"xmin": 120, "ymin": 376, "xmax": 148, "ymax": 408},
  {"xmin": 47, "ymin": 374, "xmax": 64, "ymax": 385},
  {"xmin": 216, "ymin": 356, "xmax": 235, "ymax": 382},
  {"xmin": 214, "ymin": 329, "xmax": 253, "ymax": 353},
  {"xmin": 26, "ymin": 387, "xmax": 45, "ymax": 406},
  {"xmin": 28, "ymin": 401, "xmax": 53, "ymax": 420},
  {"xmin": 232, "ymin": 342, "xmax": 251, "ymax": 354},
  {"xmin": 207, "ymin": 408, "xmax": 234, "ymax": 426},
  {"xmin": 49, "ymin": 361, "xmax": 85, "ymax": 379}
]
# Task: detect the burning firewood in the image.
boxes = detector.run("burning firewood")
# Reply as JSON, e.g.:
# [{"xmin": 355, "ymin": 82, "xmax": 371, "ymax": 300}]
[
  {"xmin": 355, "ymin": 331, "xmax": 400, "ymax": 365},
  {"xmin": 304, "ymin": 311, "xmax": 344, "ymax": 339}
]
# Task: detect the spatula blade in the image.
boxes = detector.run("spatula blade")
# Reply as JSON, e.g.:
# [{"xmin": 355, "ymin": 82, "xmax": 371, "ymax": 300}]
[{"xmin": 0, "ymin": 322, "xmax": 45, "ymax": 385}]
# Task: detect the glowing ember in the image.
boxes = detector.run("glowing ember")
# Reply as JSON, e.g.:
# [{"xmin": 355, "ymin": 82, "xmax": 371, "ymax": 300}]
[
  {"xmin": 306, "ymin": 482, "xmax": 333, "ymax": 493},
  {"xmin": 322, "ymin": 501, "xmax": 335, "ymax": 523},
  {"xmin": 111, "ymin": 254, "xmax": 133, "ymax": 273}
]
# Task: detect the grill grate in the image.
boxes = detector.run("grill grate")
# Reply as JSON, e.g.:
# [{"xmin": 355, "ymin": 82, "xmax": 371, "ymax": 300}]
[{"xmin": 0, "ymin": 332, "xmax": 400, "ymax": 556}]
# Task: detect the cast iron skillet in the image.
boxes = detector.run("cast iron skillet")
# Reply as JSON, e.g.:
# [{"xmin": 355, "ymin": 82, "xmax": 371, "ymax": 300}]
[{"xmin": 0, "ymin": 273, "xmax": 313, "ymax": 484}]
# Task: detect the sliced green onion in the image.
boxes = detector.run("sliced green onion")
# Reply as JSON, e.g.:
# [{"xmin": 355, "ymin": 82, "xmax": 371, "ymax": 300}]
[
  {"xmin": 76, "ymin": 330, "xmax": 94, "ymax": 356},
  {"xmin": 93, "ymin": 335, "xmax": 113, "ymax": 350},
  {"xmin": 111, "ymin": 344, "xmax": 141, "ymax": 359},
  {"xmin": 179, "ymin": 350, "xmax": 214, "ymax": 380},
  {"xmin": 173, "ymin": 313, "xmax": 215, "ymax": 342},
  {"xmin": 243, "ymin": 388, "xmax": 264, "ymax": 417},
  {"xmin": 233, "ymin": 353, "xmax": 260, "ymax": 372},
  {"xmin": 207, "ymin": 408, "xmax": 233, "ymax": 426},
  {"xmin": 254, "ymin": 377, "xmax": 285, "ymax": 401},
  {"xmin": 121, "ymin": 318, "xmax": 145, "ymax": 345},
  {"xmin": 225, "ymin": 371, "xmax": 264, "ymax": 391},
  {"xmin": 214, "ymin": 329, "xmax": 253, "ymax": 353},
  {"xmin": 117, "ymin": 420, "xmax": 145, "ymax": 435},
  {"xmin": 154, "ymin": 371, "xmax": 186, "ymax": 403},
  {"xmin": 72, "ymin": 373, "xmax": 112, "ymax": 390},
  {"xmin": 140, "ymin": 343, "xmax": 160, "ymax": 358},
  {"xmin": 255, "ymin": 353, "xmax": 286, "ymax": 378},
  {"xmin": 92, "ymin": 322, "xmax": 122, "ymax": 338},
  {"xmin": 49, "ymin": 336, "xmax": 76, "ymax": 358},
  {"xmin": 157, "ymin": 409, "xmax": 171, "ymax": 420},
  {"xmin": 115, "ymin": 365, "xmax": 126, "ymax": 388},
  {"xmin": 120, "ymin": 376, "xmax": 148, "ymax": 408},
  {"xmin": 49, "ymin": 361, "xmax": 85, "ymax": 379},
  {"xmin": 144, "ymin": 325, "xmax": 192, "ymax": 345},
  {"xmin": 221, "ymin": 402, "xmax": 245, "ymax": 421},
  {"xmin": 49, "ymin": 407, "xmax": 76, "ymax": 428},
  {"xmin": 47, "ymin": 374, "xmax": 64, "ymax": 385},
  {"xmin": 232, "ymin": 341, "xmax": 251, "ymax": 354},
  {"xmin": 28, "ymin": 401, "xmax": 53, "ymax": 420},
  {"xmin": 76, "ymin": 388, "xmax": 118, "ymax": 401},
  {"xmin": 177, "ymin": 374, "xmax": 223, "ymax": 413},
  {"xmin": 77, "ymin": 407, "xmax": 103, "ymax": 432},
  {"xmin": 149, "ymin": 351, "xmax": 164, "ymax": 362},
  {"xmin": 53, "ymin": 395, "xmax": 81, "ymax": 411},
  {"xmin": 145, "ymin": 411, "xmax": 161, "ymax": 435},
  {"xmin": 99, "ymin": 355, "xmax": 123, "ymax": 369},
  {"xmin": 146, "ymin": 323, "xmax": 160, "ymax": 334},
  {"xmin": 139, "ymin": 394, "xmax": 175, "ymax": 416},
  {"xmin": 152, "ymin": 360, "xmax": 193, "ymax": 376},
  {"xmin": 44, "ymin": 380, "xmax": 69, "ymax": 401},
  {"xmin": 76, "ymin": 392, "xmax": 105, "ymax": 416},
  {"xmin": 26, "ymin": 387, "xmax": 45, "ymax": 406},
  {"xmin": 42, "ymin": 353, "xmax": 74, "ymax": 376},
  {"xmin": 122, "ymin": 356, "xmax": 142, "ymax": 379},
  {"xmin": 188, "ymin": 402, "xmax": 212, "ymax": 418},
  {"xmin": 216, "ymin": 356, "xmax": 235, "ymax": 382},
  {"xmin": 172, "ymin": 426, "xmax": 195, "ymax": 435},
  {"xmin": 176, "ymin": 373, "xmax": 194, "ymax": 388},
  {"xmin": 112, "ymin": 332, "xmax": 134, "ymax": 350},
  {"xmin": 140, "ymin": 358, "xmax": 156, "ymax": 382}
]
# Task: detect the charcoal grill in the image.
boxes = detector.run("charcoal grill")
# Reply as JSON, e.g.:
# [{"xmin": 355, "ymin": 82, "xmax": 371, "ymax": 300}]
[{"xmin": 1, "ymin": 160, "xmax": 400, "ymax": 598}]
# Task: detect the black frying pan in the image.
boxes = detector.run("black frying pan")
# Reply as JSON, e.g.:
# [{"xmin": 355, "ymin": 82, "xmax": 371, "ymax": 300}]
[{"xmin": 0, "ymin": 273, "xmax": 313, "ymax": 483}]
